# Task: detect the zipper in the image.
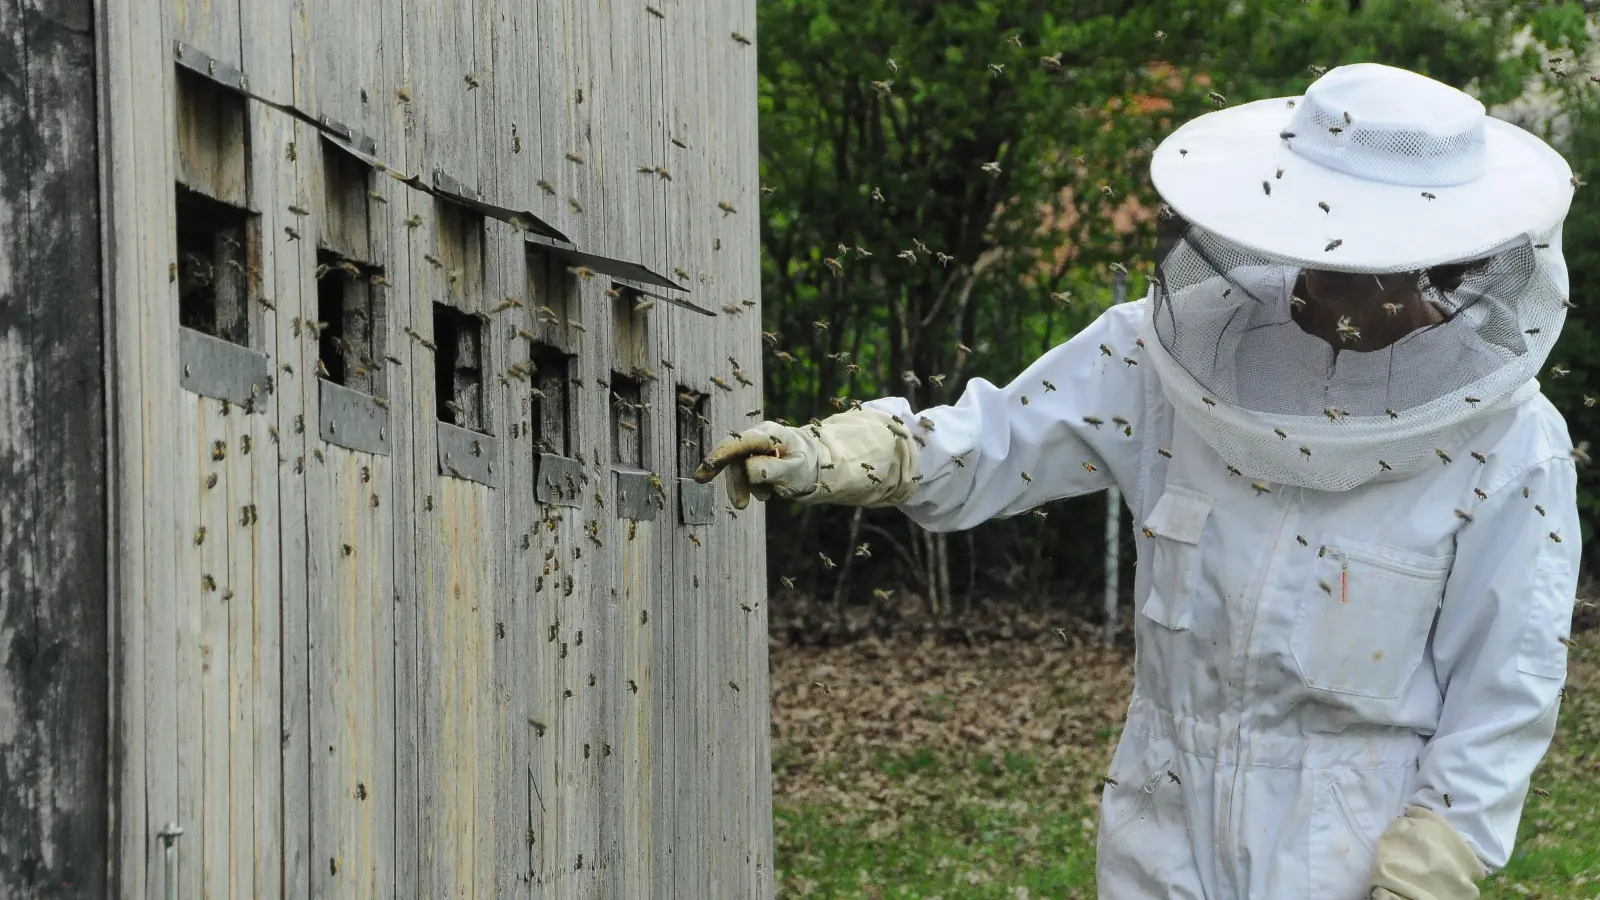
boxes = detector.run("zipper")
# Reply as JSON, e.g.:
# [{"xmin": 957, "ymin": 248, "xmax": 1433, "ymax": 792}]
[{"xmin": 1221, "ymin": 487, "xmax": 1296, "ymax": 888}]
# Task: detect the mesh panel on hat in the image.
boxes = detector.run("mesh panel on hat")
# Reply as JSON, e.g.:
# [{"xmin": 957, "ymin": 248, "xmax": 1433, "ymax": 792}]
[
  {"xmin": 1285, "ymin": 89, "xmax": 1488, "ymax": 186},
  {"xmin": 1145, "ymin": 216, "xmax": 1565, "ymax": 491}
]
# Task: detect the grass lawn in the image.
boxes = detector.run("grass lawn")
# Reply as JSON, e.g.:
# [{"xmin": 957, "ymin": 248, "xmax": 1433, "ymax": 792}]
[{"xmin": 770, "ymin": 629, "xmax": 1600, "ymax": 899}]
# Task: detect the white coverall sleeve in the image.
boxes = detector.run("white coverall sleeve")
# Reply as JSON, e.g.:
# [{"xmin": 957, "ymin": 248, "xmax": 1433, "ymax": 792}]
[
  {"xmin": 1411, "ymin": 455, "xmax": 1580, "ymax": 873},
  {"xmin": 862, "ymin": 300, "xmax": 1149, "ymax": 533}
]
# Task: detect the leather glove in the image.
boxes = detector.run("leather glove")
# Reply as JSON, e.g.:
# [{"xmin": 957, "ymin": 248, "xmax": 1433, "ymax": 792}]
[
  {"xmin": 693, "ymin": 408, "xmax": 920, "ymax": 509},
  {"xmin": 1369, "ymin": 806, "xmax": 1485, "ymax": 900}
]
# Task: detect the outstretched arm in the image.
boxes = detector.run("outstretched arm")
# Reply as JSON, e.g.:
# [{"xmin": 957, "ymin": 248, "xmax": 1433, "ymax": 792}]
[{"xmin": 864, "ymin": 298, "xmax": 1151, "ymax": 532}]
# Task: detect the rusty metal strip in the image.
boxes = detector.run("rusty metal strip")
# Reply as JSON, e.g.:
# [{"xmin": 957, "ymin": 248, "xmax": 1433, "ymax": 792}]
[
  {"xmin": 178, "ymin": 327, "xmax": 271, "ymax": 408},
  {"xmin": 535, "ymin": 454, "xmax": 586, "ymax": 508},
  {"xmin": 678, "ymin": 478, "xmax": 717, "ymax": 525},
  {"xmin": 436, "ymin": 422, "xmax": 499, "ymax": 487},
  {"xmin": 318, "ymin": 379, "xmax": 390, "ymax": 455}
]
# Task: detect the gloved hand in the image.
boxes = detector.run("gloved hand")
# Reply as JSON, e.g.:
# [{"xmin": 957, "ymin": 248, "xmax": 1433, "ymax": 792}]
[
  {"xmin": 693, "ymin": 408, "xmax": 920, "ymax": 509},
  {"xmin": 1369, "ymin": 806, "xmax": 1485, "ymax": 900}
]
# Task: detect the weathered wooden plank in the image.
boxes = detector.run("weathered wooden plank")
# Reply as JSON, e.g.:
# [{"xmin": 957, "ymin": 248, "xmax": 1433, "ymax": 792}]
[
  {"xmin": 271, "ymin": 113, "xmax": 318, "ymax": 900},
  {"xmin": 0, "ymin": 1, "xmax": 109, "ymax": 896},
  {"xmin": 171, "ymin": 0, "xmax": 243, "ymax": 72},
  {"xmin": 226, "ymin": 396, "xmax": 260, "ymax": 900},
  {"xmin": 102, "ymin": 0, "xmax": 179, "ymax": 894}
]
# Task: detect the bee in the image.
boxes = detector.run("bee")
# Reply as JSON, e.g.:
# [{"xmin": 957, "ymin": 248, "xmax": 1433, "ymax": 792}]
[
  {"xmin": 1421, "ymin": 191, "xmax": 1436, "ymax": 201},
  {"xmin": 822, "ymin": 257, "xmax": 843, "ymax": 276},
  {"xmin": 936, "ymin": 252, "xmax": 954, "ymax": 267},
  {"xmin": 1549, "ymin": 365, "xmax": 1570, "ymax": 378},
  {"xmin": 1335, "ymin": 316, "xmax": 1361, "ymax": 344},
  {"xmin": 871, "ymin": 80, "xmax": 893, "ymax": 96},
  {"xmin": 1464, "ymin": 396, "xmax": 1481, "ymax": 407},
  {"xmin": 1536, "ymin": 505, "xmax": 1546, "ymax": 517},
  {"xmin": 1226, "ymin": 464, "xmax": 1243, "ymax": 477},
  {"xmin": 1443, "ymin": 793, "xmax": 1453, "ymax": 808},
  {"xmin": 1319, "ymin": 579, "xmax": 1333, "ymax": 595},
  {"xmin": 1082, "ymin": 461, "xmax": 1097, "ymax": 473},
  {"xmin": 1124, "ymin": 357, "xmax": 1139, "ymax": 367},
  {"xmin": 897, "ymin": 249, "xmax": 917, "ymax": 264},
  {"xmin": 1167, "ymin": 771, "xmax": 1181, "ymax": 785},
  {"xmin": 1273, "ymin": 427, "xmax": 1288, "ymax": 440},
  {"xmin": 718, "ymin": 201, "xmax": 738, "ymax": 216},
  {"xmin": 1549, "ymin": 531, "xmax": 1562, "ymax": 543},
  {"xmin": 1262, "ymin": 180, "xmax": 1272, "ymax": 197},
  {"xmin": 1325, "ymin": 239, "xmax": 1343, "ymax": 252},
  {"xmin": 1207, "ymin": 91, "xmax": 1227, "ymax": 106},
  {"xmin": 1386, "ymin": 408, "xmax": 1399, "ymax": 420},
  {"xmin": 536, "ymin": 179, "xmax": 556, "ymax": 196},
  {"xmin": 819, "ymin": 553, "xmax": 836, "ymax": 570},
  {"xmin": 731, "ymin": 31, "xmax": 752, "ymax": 45},
  {"xmin": 1381, "ymin": 302, "xmax": 1402, "ymax": 317},
  {"xmin": 689, "ymin": 534, "xmax": 702, "ymax": 547},
  {"xmin": 284, "ymin": 226, "xmax": 302, "ymax": 241},
  {"xmin": 565, "ymin": 152, "xmax": 585, "ymax": 165},
  {"xmin": 1470, "ymin": 451, "xmax": 1487, "ymax": 464},
  {"xmin": 404, "ymin": 214, "xmax": 423, "ymax": 228},
  {"xmin": 1299, "ymin": 446, "xmax": 1312, "ymax": 459},
  {"xmin": 952, "ymin": 453, "xmax": 968, "ymax": 468},
  {"xmin": 1020, "ymin": 471, "xmax": 1033, "ymax": 483},
  {"xmin": 928, "ymin": 374, "xmax": 946, "ymax": 387},
  {"xmin": 1523, "ymin": 486, "xmax": 1532, "ymax": 499},
  {"xmin": 1454, "ymin": 509, "xmax": 1474, "ymax": 522},
  {"xmin": 1020, "ymin": 396, "xmax": 1030, "ymax": 406},
  {"xmin": 870, "ymin": 187, "xmax": 885, "ymax": 203},
  {"xmin": 987, "ymin": 63, "xmax": 1005, "ymax": 77},
  {"xmin": 1083, "ymin": 415, "xmax": 1104, "ymax": 429},
  {"xmin": 1378, "ymin": 460, "xmax": 1393, "ymax": 472},
  {"xmin": 1112, "ymin": 415, "xmax": 1130, "ymax": 428},
  {"xmin": 1100, "ymin": 344, "xmax": 1114, "ymax": 357},
  {"xmin": 854, "ymin": 543, "xmax": 871, "ymax": 558},
  {"xmin": 1436, "ymin": 449, "xmax": 1452, "ymax": 465},
  {"xmin": 1251, "ymin": 482, "xmax": 1271, "ymax": 496},
  {"xmin": 569, "ymin": 197, "xmax": 583, "ymax": 213},
  {"xmin": 1474, "ymin": 488, "xmax": 1488, "ymax": 500},
  {"xmin": 1157, "ymin": 448, "xmax": 1172, "ymax": 459},
  {"xmin": 1141, "ymin": 527, "xmax": 1154, "ymax": 539},
  {"xmin": 287, "ymin": 203, "xmax": 310, "ymax": 217},
  {"xmin": 1201, "ymin": 397, "xmax": 1217, "ymax": 408},
  {"xmin": 1296, "ymin": 535, "xmax": 1308, "ymax": 546}
]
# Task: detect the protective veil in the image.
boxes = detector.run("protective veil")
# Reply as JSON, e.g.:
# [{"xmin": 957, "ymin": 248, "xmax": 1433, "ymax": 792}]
[{"xmin": 856, "ymin": 64, "xmax": 1582, "ymax": 899}]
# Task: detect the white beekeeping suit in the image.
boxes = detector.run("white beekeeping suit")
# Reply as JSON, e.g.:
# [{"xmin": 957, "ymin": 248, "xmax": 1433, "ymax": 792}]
[{"xmin": 699, "ymin": 63, "xmax": 1581, "ymax": 900}]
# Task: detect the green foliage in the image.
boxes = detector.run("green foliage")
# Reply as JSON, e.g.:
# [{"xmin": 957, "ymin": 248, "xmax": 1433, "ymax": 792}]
[{"xmin": 756, "ymin": 0, "xmax": 1591, "ymax": 605}]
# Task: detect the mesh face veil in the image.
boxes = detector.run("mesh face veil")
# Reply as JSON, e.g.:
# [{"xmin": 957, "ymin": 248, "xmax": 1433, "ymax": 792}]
[{"xmin": 1141, "ymin": 214, "xmax": 1569, "ymax": 492}]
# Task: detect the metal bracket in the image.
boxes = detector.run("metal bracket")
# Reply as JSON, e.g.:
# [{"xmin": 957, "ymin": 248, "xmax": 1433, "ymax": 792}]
[
  {"xmin": 437, "ymin": 422, "xmax": 498, "ymax": 487},
  {"xmin": 178, "ymin": 327, "xmax": 271, "ymax": 408},
  {"xmin": 432, "ymin": 169, "xmax": 479, "ymax": 201},
  {"xmin": 317, "ymin": 116, "xmax": 377, "ymax": 156},
  {"xmin": 318, "ymin": 379, "xmax": 390, "ymax": 455},
  {"xmin": 535, "ymin": 454, "xmax": 585, "ymax": 507},
  {"xmin": 174, "ymin": 42, "xmax": 247, "ymax": 93},
  {"xmin": 679, "ymin": 478, "xmax": 717, "ymax": 525},
  {"xmin": 614, "ymin": 468, "xmax": 658, "ymax": 521}
]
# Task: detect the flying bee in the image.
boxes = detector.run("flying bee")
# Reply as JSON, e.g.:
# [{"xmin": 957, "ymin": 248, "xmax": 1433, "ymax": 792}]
[
  {"xmin": 1381, "ymin": 302, "xmax": 1402, "ymax": 317},
  {"xmin": 1020, "ymin": 396, "xmax": 1030, "ymax": 406},
  {"xmin": 1296, "ymin": 535, "xmax": 1308, "ymax": 546},
  {"xmin": 780, "ymin": 576, "xmax": 796, "ymax": 590},
  {"xmin": 1225, "ymin": 464, "xmax": 1243, "ymax": 477},
  {"xmin": 1100, "ymin": 344, "xmax": 1114, "ymax": 357},
  {"xmin": 1124, "ymin": 357, "xmax": 1138, "ymax": 367},
  {"xmin": 1335, "ymin": 316, "xmax": 1361, "ymax": 344},
  {"xmin": 1471, "ymin": 451, "xmax": 1487, "ymax": 464},
  {"xmin": 1252, "ymin": 482, "xmax": 1270, "ymax": 495},
  {"xmin": 1550, "ymin": 531, "xmax": 1563, "ymax": 543},
  {"xmin": 1436, "ymin": 449, "xmax": 1452, "ymax": 465},
  {"xmin": 1083, "ymin": 461, "xmax": 1097, "ymax": 473},
  {"xmin": 1299, "ymin": 445, "xmax": 1312, "ymax": 459},
  {"xmin": 1535, "ymin": 505, "xmax": 1546, "ymax": 516},
  {"xmin": 1422, "ymin": 192, "xmax": 1436, "ymax": 201},
  {"xmin": 1083, "ymin": 416, "xmax": 1104, "ymax": 429},
  {"xmin": 1274, "ymin": 427, "xmax": 1288, "ymax": 440},
  {"xmin": 565, "ymin": 152, "xmax": 585, "ymax": 164},
  {"xmin": 1020, "ymin": 471, "xmax": 1033, "ymax": 483},
  {"xmin": 718, "ymin": 201, "xmax": 738, "ymax": 216},
  {"xmin": 819, "ymin": 553, "xmax": 836, "ymax": 570},
  {"xmin": 1386, "ymin": 408, "xmax": 1399, "ymax": 420},
  {"xmin": 1157, "ymin": 448, "xmax": 1172, "ymax": 459},
  {"xmin": 1325, "ymin": 239, "xmax": 1343, "ymax": 252}
]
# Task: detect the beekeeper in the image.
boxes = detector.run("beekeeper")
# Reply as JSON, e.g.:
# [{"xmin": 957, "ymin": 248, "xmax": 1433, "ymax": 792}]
[{"xmin": 699, "ymin": 63, "xmax": 1582, "ymax": 899}]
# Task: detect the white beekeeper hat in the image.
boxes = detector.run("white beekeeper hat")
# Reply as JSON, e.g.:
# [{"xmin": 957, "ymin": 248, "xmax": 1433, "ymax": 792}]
[{"xmin": 1149, "ymin": 62, "xmax": 1574, "ymax": 272}]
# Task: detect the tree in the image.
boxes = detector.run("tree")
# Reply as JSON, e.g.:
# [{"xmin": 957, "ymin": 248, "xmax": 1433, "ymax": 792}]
[{"xmin": 755, "ymin": 0, "xmax": 1590, "ymax": 620}]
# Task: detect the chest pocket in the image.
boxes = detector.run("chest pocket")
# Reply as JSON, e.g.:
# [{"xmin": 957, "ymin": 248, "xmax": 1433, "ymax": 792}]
[
  {"xmin": 1139, "ymin": 486, "xmax": 1213, "ymax": 631},
  {"xmin": 1290, "ymin": 537, "xmax": 1451, "ymax": 700}
]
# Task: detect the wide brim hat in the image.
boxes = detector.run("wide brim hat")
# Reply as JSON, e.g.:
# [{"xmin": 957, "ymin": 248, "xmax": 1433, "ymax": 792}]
[{"xmin": 1150, "ymin": 63, "xmax": 1574, "ymax": 273}]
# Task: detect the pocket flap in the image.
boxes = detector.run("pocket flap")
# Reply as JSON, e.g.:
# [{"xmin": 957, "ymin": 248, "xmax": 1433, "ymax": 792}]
[{"xmin": 1144, "ymin": 486, "xmax": 1213, "ymax": 545}]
